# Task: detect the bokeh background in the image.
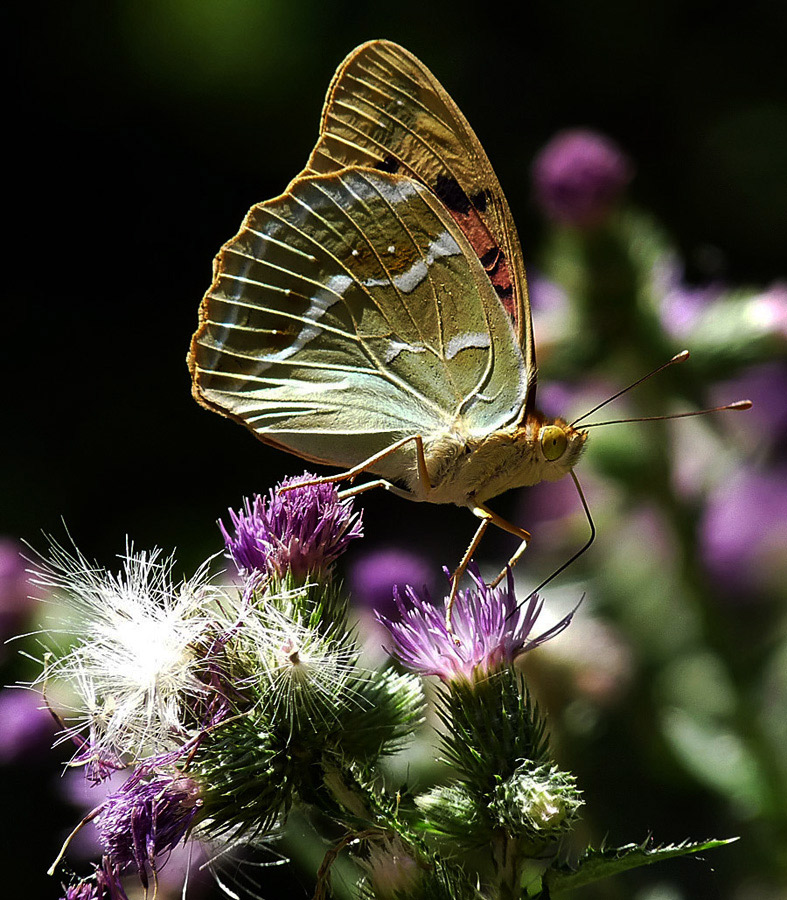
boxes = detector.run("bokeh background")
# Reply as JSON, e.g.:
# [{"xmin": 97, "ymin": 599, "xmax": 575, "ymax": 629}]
[{"xmin": 3, "ymin": 2, "xmax": 786, "ymax": 898}]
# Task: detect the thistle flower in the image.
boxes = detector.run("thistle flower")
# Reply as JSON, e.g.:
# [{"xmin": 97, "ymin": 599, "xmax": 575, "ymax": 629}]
[
  {"xmin": 377, "ymin": 568, "xmax": 576, "ymax": 684},
  {"xmin": 700, "ymin": 464, "xmax": 787, "ymax": 594},
  {"xmin": 221, "ymin": 474, "xmax": 363, "ymax": 581},
  {"xmin": 712, "ymin": 361, "xmax": 787, "ymax": 449},
  {"xmin": 32, "ymin": 541, "xmax": 221, "ymax": 761},
  {"xmin": 60, "ymin": 860, "xmax": 129, "ymax": 900},
  {"xmin": 654, "ymin": 255, "xmax": 724, "ymax": 339},
  {"xmin": 489, "ymin": 762, "xmax": 583, "ymax": 839},
  {"xmin": 95, "ymin": 770, "xmax": 202, "ymax": 887},
  {"xmin": 532, "ymin": 128, "xmax": 633, "ymax": 227},
  {"xmin": 62, "ymin": 883, "xmax": 104, "ymax": 900},
  {"xmin": 232, "ymin": 595, "xmax": 358, "ymax": 727}
]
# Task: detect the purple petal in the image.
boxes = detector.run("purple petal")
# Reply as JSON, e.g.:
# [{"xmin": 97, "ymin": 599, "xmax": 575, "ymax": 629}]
[
  {"xmin": 221, "ymin": 473, "xmax": 363, "ymax": 579},
  {"xmin": 377, "ymin": 566, "xmax": 574, "ymax": 683}
]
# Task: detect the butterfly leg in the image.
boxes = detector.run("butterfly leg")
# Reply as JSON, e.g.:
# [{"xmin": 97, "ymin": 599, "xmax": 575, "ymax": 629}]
[
  {"xmin": 445, "ymin": 504, "xmax": 532, "ymax": 629},
  {"xmin": 445, "ymin": 508, "xmax": 492, "ymax": 630},
  {"xmin": 480, "ymin": 504, "xmax": 532, "ymax": 588},
  {"xmin": 337, "ymin": 479, "xmax": 415, "ymax": 501},
  {"xmin": 280, "ymin": 434, "xmax": 433, "ymax": 495}
]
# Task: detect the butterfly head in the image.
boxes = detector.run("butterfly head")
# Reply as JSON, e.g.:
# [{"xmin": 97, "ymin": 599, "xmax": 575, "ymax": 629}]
[{"xmin": 534, "ymin": 417, "xmax": 588, "ymax": 481}]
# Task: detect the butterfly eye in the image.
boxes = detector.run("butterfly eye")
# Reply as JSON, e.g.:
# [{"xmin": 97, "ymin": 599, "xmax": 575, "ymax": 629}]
[{"xmin": 539, "ymin": 425, "xmax": 568, "ymax": 461}]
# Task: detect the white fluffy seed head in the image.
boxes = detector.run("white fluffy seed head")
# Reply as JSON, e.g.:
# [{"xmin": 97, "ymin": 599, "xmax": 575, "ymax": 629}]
[
  {"xmin": 231, "ymin": 591, "xmax": 360, "ymax": 726},
  {"xmin": 32, "ymin": 540, "xmax": 225, "ymax": 761}
]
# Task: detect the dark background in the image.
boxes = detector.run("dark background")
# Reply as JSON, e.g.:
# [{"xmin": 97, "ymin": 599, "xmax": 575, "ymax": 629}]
[{"xmin": 4, "ymin": 2, "xmax": 786, "ymax": 898}]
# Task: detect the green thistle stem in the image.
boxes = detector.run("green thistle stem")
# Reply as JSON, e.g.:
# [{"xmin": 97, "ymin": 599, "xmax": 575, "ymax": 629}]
[
  {"xmin": 321, "ymin": 763, "xmax": 377, "ymax": 826},
  {"xmin": 492, "ymin": 833, "xmax": 519, "ymax": 900}
]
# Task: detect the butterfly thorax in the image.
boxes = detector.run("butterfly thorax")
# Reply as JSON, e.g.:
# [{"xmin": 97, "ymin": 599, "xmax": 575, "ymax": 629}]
[{"xmin": 418, "ymin": 415, "xmax": 587, "ymax": 507}]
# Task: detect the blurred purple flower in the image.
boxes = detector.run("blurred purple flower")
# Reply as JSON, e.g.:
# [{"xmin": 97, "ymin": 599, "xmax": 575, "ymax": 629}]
[
  {"xmin": 532, "ymin": 129, "xmax": 633, "ymax": 227},
  {"xmin": 0, "ymin": 537, "xmax": 33, "ymax": 641},
  {"xmin": 528, "ymin": 273, "xmax": 573, "ymax": 350},
  {"xmin": 221, "ymin": 473, "xmax": 363, "ymax": 580},
  {"xmin": 516, "ymin": 477, "xmax": 581, "ymax": 531},
  {"xmin": 96, "ymin": 771, "xmax": 202, "ymax": 887},
  {"xmin": 700, "ymin": 464, "xmax": 787, "ymax": 595},
  {"xmin": 377, "ymin": 567, "xmax": 575, "ymax": 684},
  {"xmin": 656, "ymin": 257, "xmax": 787, "ymax": 344},
  {"xmin": 348, "ymin": 547, "xmax": 435, "ymax": 617},
  {"xmin": 0, "ymin": 688, "xmax": 55, "ymax": 764},
  {"xmin": 536, "ymin": 377, "xmax": 623, "ymax": 425},
  {"xmin": 536, "ymin": 382, "xmax": 579, "ymax": 421},
  {"xmin": 529, "ymin": 273, "xmax": 569, "ymax": 315}
]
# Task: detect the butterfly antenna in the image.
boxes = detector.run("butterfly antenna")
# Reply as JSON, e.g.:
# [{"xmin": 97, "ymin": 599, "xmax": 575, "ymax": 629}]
[
  {"xmin": 512, "ymin": 470, "xmax": 595, "ymax": 617},
  {"xmin": 570, "ymin": 350, "xmax": 691, "ymax": 427},
  {"xmin": 579, "ymin": 399, "xmax": 752, "ymax": 428}
]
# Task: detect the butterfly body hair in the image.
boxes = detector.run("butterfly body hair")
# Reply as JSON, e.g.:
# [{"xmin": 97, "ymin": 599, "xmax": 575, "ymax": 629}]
[{"xmin": 416, "ymin": 416, "xmax": 587, "ymax": 507}]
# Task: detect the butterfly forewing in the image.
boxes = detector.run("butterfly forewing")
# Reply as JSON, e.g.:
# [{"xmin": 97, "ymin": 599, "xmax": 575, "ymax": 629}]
[
  {"xmin": 191, "ymin": 168, "xmax": 526, "ymax": 482},
  {"xmin": 300, "ymin": 40, "xmax": 535, "ymax": 397}
]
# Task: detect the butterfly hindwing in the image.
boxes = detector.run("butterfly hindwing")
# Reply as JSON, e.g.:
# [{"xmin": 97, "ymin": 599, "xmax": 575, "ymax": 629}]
[
  {"xmin": 301, "ymin": 39, "xmax": 535, "ymax": 404},
  {"xmin": 190, "ymin": 168, "xmax": 527, "ymax": 482}
]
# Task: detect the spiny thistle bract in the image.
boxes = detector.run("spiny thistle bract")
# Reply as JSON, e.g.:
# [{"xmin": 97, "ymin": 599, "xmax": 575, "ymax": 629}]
[{"xmin": 20, "ymin": 474, "xmax": 733, "ymax": 899}]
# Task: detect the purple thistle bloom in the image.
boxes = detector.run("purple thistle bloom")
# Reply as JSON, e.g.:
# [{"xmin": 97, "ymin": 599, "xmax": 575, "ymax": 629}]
[
  {"xmin": 221, "ymin": 473, "xmax": 363, "ymax": 580},
  {"xmin": 654, "ymin": 255, "xmax": 725, "ymax": 339},
  {"xmin": 377, "ymin": 567, "xmax": 576, "ymax": 683},
  {"xmin": 711, "ymin": 361, "xmax": 787, "ymax": 449},
  {"xmin": 95, "ymin": 771, "xmax": 202, "ymax": 887},
  {"xmin": 532, "ymin": 129, "xmax": 634, "ymax": 227},
  {"xmin": 60, "ymin": 769, "xmax": 129, "ymax": 860},
  {"xmin": 60, "ymin": 860, "xmax": 129, "ymax": 900},
  {"xmin": 62, "ymin": 884, "xmax": 102, "ymax": 900}
]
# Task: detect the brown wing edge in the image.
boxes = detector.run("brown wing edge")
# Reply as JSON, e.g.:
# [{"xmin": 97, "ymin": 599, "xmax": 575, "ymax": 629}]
[{"xmin": 186, "ymin": 194, "xmax": 358, "ymax": 471}]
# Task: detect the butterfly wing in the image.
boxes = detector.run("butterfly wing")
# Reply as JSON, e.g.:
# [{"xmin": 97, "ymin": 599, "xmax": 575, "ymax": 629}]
[
  {"xmin": 300, "ymin": 39, "xmax": 536, "ymax": 411},
  {"xmin": 190, "ymin": 168, "xmax": 527, "ymax": 484}
]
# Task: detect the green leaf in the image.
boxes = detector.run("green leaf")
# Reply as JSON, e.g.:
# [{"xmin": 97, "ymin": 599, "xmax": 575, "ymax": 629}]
[{"xmin": 544, "ymin": 836, "xmax": 739, "ymax": 895}]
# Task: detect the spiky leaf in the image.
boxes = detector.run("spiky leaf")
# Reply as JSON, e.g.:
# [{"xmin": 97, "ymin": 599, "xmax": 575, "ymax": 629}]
[{"xmin": 544, "ymin": 837, "xmax": 739, "ymax": 895}]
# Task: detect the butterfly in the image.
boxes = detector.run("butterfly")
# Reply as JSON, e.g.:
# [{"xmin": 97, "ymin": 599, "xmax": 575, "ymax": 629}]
[{"xmin": 189, "ymin": 40, "xmax": 733, "ymax": 611}]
